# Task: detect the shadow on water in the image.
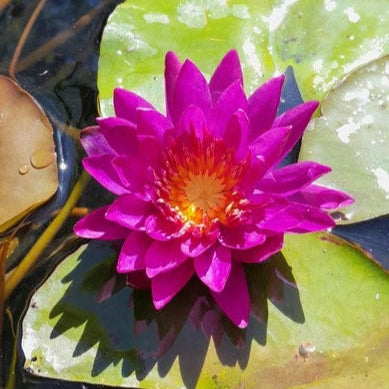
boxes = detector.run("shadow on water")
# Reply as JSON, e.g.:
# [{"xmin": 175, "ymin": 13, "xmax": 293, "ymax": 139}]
[{"xmin": 41, "ymin": 241, "xmax": 304, "ymax": 389}]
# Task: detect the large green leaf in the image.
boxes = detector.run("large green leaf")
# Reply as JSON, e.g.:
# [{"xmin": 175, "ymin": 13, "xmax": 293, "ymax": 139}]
[
  {"xmin": 22, "ymin": 235, "xmax": 389, "ymax": 388},
  {"xmin": 299, "ymin": 56, "xmax": 389, "ymax": 224},
  {"xmin": 98, "ymin": 0, "xmax": 389, "ymax": 115}
]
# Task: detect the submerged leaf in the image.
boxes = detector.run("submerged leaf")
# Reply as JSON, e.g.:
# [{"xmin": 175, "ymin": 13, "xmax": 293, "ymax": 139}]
[
  {"xmin": 299, "ymin": 56, "xmax": 389, "ymax": 224},
  {"xmin": 0, "ymin": 76, "xmax": 58, "ymax": 232}
]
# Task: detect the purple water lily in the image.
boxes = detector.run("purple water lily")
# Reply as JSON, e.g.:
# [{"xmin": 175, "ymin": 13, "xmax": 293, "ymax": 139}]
[{"xmin": 74, "ymin": 50, "xmax": 353, "ymax": 328}]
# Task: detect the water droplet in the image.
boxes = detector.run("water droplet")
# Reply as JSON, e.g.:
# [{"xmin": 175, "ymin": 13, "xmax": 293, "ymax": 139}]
[
  {"xmin": 18, "ymin": 164, "xmax": 29, "ymax": 175},
  {"xmin": 30, "ymin": 150, "xmax": 54, "ymax": 169}
]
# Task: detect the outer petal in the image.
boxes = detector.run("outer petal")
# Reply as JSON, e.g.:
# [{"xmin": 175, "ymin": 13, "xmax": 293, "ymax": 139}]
[
  {"xmin": 257, "ymin": 206, "xmax": 302, "ymax": 232},
  {"xmin": 178, "ymin": 105, "xmax": 207, "ymax": 141},
  {"xmin": 271, "ymin": 100, "xmax": 319, "ymax": 165},
  {"xmin": 208, "ymin": 80, "xmax": 247, "ymax": 138},
  {"xmin": 195, "ymin": 245, "xmax": 232, "ymax": 292},
  {"xmin": 257, "ymin": 161, "xmax": 331, "ymax": 196},
  {"xmin": 165, "ymin": 51, "xmax": 182, "ymax": 119},
  {"xmin": 82, "ymin": 155, "xmax": 130, "ymax": 195},
  {"xmin": 237, "ymin": 234, "xmax": 284, "ymax": 263},
  {"xmin": 114, "ymin": 87, "xmax": 154, "ymax": 123},
  {"xmin": 219, "ymin": 225, "xmax": 266, "ymax": 250},
  {"xmin": 180, "ymin": 223, "xmax": 219, "ymax": 257},
  {"xmin": 117, "ymin": 231, "xmax": 152, "ymax": 273},
  {"xmin": 145, "ymin": 239, "xmax": 189, "ymax": 278},
  {"xmin": 105, "ymin": 194, "xmax": 154, "ymax": 230},
  {"xmin": 209, "ymin": 50, "xmax": 243, "ymax": 103},
  {"xmin": 224, "ymin": 109, "xmax": 250, "ymax": 160},
  {"xmin": 97, "ymin": 117, "xmax": 137, "ymax": 155},
  {"xmin": 80, "ymin": 126, "xmax": 114, "ymax": 157},
  {"xmin": 144, "ymin": 214, "xmax": 185, "ymax": 241},
  {"xmin": 73, "ymin": 205, "xmax": 129, "ymax": 240},
  {"xmin": 151, "ymin": 260, "xmax": 194, "ymax": 309},
  {"xmin": 289, "ymin": 184, "xmax": 354, "ymax": 209},
  {"xmin": 248, "ymin": 74, "xmax": 285, "ymax": 141},
  {"xmin": 210, "ymin": 262, "xmax": 249, "ymax": 328},
  {"xmin": 288, "ymin": 203, "xmax": 336, "ymax": 232},
  {"xmin": 136, "ymin": 107, "xmax": 172, "ymax": 139},
  {"xmin": 171, "ymin": 59, "xmax": 212, "ymax": 126}
]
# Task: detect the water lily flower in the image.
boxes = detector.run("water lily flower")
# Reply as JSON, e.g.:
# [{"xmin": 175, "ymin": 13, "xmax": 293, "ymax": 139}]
[{"xmin": 74, "ymin": 50, "xmax": 353, "ymax": 328}]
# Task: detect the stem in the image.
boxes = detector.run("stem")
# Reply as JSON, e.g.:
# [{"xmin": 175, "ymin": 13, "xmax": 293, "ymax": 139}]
[
  {"xmin": 8, "ymin": 0, "xmax": 47, "ymax": 79},
  {"xmin": 4, "ymin": 171, "xmax": 89, "ymax": 300}
]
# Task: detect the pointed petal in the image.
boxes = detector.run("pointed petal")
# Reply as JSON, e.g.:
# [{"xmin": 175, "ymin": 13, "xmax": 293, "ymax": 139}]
[
  {"xmin": 82, "ymin": 155, "xmax": 129, "ymax": 195},
  {"xmin": 257, "ymin": 206, "xmax": 303, "ymax": 232},
  {"xmin": 145, "ymin": 239, "xmax": 188, "ymax": 278},
  {"xmin": 151, "ymin": 260, "xmax": 194, "ymax": 309},
  {"xmin": 105, "ymin": 194, "xmax": 154, "ymax": 230},
  {"xmin": 257, "ymin": 161, "xmax": 331, "ymax": 195},
  {"xmin": 136, "ymin": 108, "xmax": 172, "ymax": 139},
  {"xmin": 248, "ymin": 74, "xmax": 285, "ymax": 141},
  {"xmin": 238, "ymin": 235, "xmax": 284, "ymax": 263},
  {"xmin": 208, "ymin": 80, "xmax": 247, "ymax": 137},
  {"xmin": 209, "ymin": 50, "xmax": 243, "ymax": 103},
  {"xmin": 117, "ymin": 231, "xmax": 152, "ymax": 273},
  {"xmin": 165, "ymin": 51, "xmax": 182, "ymax": 119},
  {"xmin": 288, "ymin": 203, "xmax": 336, "ymax": 232},
  {"xmin": 97, "ymin": 117, "xmax": 137, "ymax": 155},
  {"xmin": 210, "ymin": 262, "xmax": 249, "ymax": 328},
  {"xmin": 113, "ymin": 87, "xmax": 154, "ymax": 123},
  {"xmin": 272, "ymin": 100, "xmax": 319, "ymax": 163},
  {"xmin": 195, "ymin": 245, "xmax": 232, "ymax": 292},
  {"xmin": 144, "ymin": 213, "xmax": 185, "ymax": 241},
  {"xmin": 73, "ymin": 205, "xmax": 129, "ymax": 240},
  {"xmin": 80, "ymin": 126, "xmax": 114, "ymax": 156},
  {"xmin": 181, "ymin": 224, "xmax": 219, "ymax": 256},
  {"xmin": 250, "ymin": 126, "xmax": 292, "ymax": 174},
  {"xmin": 289, "ymin": 184, "xmax": 354, "ymax": 209},
  {"xmin": 178, "ymin": 105, "xmax": 207, "ymax": 141},
  {"xmin": 171, "ymin": 59, "xmax": 212, "ymax": 125},
  {"xmin": 219, "ymin": 225, "xmax": 266, "ymax": 249},
  {"xmin": 224, "ymin": 109, "xmax": 250, "ymax": 160}
]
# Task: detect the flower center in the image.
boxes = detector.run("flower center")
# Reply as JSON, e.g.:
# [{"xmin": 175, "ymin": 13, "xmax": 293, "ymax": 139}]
[{"xmin": 155, "ymin": 130, "xmax": 249, "ymax": 226}]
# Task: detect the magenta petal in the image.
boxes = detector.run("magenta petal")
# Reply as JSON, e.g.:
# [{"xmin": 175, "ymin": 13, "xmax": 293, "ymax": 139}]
[
  {"xmin": 238, "ymin": 235, "xmax": 284, "ymax": 263},
  {"xmin": 113, "ymin": 155, "xmax": 153, "ymax": 196},
  {"xmin": 289, "ymin": 184, "xmax": 354, "ymax": 209},
  {"xmin": 209, "ymin": 50, "xmax": 243, "ymax": 104},
  {"xmin": 80, "ymin": 126, "xmax": 114, "ymax": 156},
  {"xmin": 73, "ymin": 205, "xmax": 129, "ymax": 240},
  {"xmin": 105, "ymin": 194, "xmax": 154, "ymax": 230},
  {"xmin": 171, "ymin": 59, "xmax": 212, "ymax": 126},
  {"xmin": 258, "ymin": 206, "xmax": 302, "ymax": 232},
  {"xmin": 210, "ymin": 262, "xmax": 249, "ymax": 328},
  {"xmin": 113, "ymin": 87, "xmax": 154, "ymax": 123},
  {"xmin": 248, "ymin": 74, "xmax": 285, "ymax": 141},
  {"xmin": 144, "ymin": 214, "xmax": 185, "ymax": 241},
  {"xmin": 250, "ymin": 126, "xmax": 292, "ymax": 174},
  {"xmin": 288, "ymin": 203, "xmax": 336, "ymax": 232},
  {"xmin": 224, "ymin": 109, "xmax": 250, "ymax": 160},
  {"xmin": 219, "ymin": 225, "xmax": 266, "ymax": 249},
  {"xmin": 272, "ymin": 100, "xmax": 319, "ymax": 164},
  {"xmin": 97, "ymin": 117, "xmax": 137, "ymax": 155},
  {"xmin": 208, "ymin": 80, "xmax": 247, "ymax": 137},
  {"xmin": 195, "ymin": 245, "xmax": 231, "ymax": 292},
  {"xmin": 181, "ymin": 224, "xmax": 219, "ymax": 256},
  {"xmin": 136, "ymin": 135, "xmax": 162, "ymax": 165},
  {"xmin": 136, "ymin": 108, "xmax": 172, "ymax": 139},
  {"xmin": 178, "ymin": 105, "xmax": 207, "ymax": 141},
  {"xmin": 117, "ymin": 231, "xmax": 152, "ymax": 273},
  {"xmin": 82, "ymin": 155, "xmax": 129, "ymax": 195},
  {"xmin": 257, "ymin": 161, "xmax": 332, "ymax": 195},
  {"xmin": 151, "ymin": 260, "xmax": 194, "ymax": 310},
  {"xmin": 145, "ymin": 239, "xmax": 189, "ymax": 278},
  {"xmin": 165, "ymin": 51, "xmax": 182, "ymax": 119}
]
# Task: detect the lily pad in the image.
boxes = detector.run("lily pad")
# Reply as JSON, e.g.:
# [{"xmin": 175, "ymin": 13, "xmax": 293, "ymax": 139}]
[
  {"xmin": 21, "ymin": 235, "xmax": 389, "ymax": 388},
  {"xmin": 299, "ymin": 56, "xmax": 389, "ymax": 224},
  {"xmin": 98, "ymin": 0, "xmax": 389, "ymax": 115},
  {"xmin": 0, "ymin": 75, "xmax": 58, "ymax": 233}
]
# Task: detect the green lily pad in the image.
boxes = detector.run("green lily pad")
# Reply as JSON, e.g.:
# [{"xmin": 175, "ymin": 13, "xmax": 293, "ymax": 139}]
[
  {"xmin": 21, "ymin": 235, "xmax": 389, "ymax": 388},
  {"xmin": 299, "ymin": 56, "xmax": 389, "ymax": 224},
  {"xmin": 98, "ymin": 0, "xmax": 389, "ymax": 115}
]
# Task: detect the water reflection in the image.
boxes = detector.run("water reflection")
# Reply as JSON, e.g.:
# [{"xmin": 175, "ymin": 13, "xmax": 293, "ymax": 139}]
[{"xmin": 46, "ymin": 242, "xmax": 303, "ymax": 389}]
